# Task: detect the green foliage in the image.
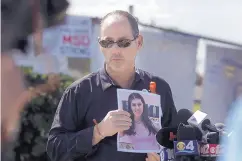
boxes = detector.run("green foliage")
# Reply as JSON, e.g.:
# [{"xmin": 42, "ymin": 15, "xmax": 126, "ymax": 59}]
[{"xmin": 14, "ymin": 69, "xmax": 74, "ymax": 161}]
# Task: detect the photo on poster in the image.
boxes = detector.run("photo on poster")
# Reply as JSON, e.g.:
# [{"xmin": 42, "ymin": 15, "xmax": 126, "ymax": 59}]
[{"xmin": 117, "ymin": 89, "xmax": 162, "ymax": 153}]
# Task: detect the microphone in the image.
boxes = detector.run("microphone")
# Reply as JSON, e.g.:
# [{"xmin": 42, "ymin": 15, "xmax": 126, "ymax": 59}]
[
  {"xmin": 173, "ymin": 109, "xmax": 193, "ymax": 126},
  {"xmin": 173, "ymin": 123, "xmax": 201, "ymax": 158},
  {"xmin": 202, "ymin": 119, "xmax": 219, "ymax": 133},
  {"xmin": 187, "ymin": 110, "xmax": 218, "ymax": 134},
  {"xmin": 200, "ymin": 140, "xmax": 222, "ymax": 158},
  {"xmin": 214, "ymin": 123, "xmax": 226, "ymax": 132},
  {"xmin": 186, "ymin": 110, "xmax": 224, "ymax": 161},
  {"xmin": 200, "ymin": 131, "xmax": 222, "ymax": 159},
  {"xmin": 215, "ymin": 123, "xmax": 231, "ymax": 138},
  {"xmin": 156, "ymin": 127, "xmax": 177, "ymax": 149},
  {"xmin": 172, "ymin": 109, "xmax": 203, "ymax": 161},
  {"xmin": 156, "ymin": 109, "xmax": 193, "ymax": 148},
  {"xmin": 205, "ymin": 132, "xmax": 220, "ymax": 144},
  {"xmin": 156, "ymin": 109, "xmax": 195, "ymax": 161}
]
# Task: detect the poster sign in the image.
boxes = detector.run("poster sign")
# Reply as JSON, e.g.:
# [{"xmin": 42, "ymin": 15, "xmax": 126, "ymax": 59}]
[
  {"xmin": 41, "ymin": 15, "xmax": 92, "ymax": 58},
  {"xmin": 117, "ymin": 89, "xmax": 162, "ymax": 153}
]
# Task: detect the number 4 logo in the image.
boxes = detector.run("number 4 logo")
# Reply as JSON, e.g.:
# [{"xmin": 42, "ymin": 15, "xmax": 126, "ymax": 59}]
[{"xmin": 186, "ymin": 141, "xmax": 195, "ymax": 151}]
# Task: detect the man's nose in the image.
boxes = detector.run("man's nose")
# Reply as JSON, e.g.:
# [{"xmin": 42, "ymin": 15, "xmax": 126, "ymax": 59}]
[
  {"xmin": 111, "ymin": 43, "xmax": 120, "ymax": 49},
  {"xmin": 110, "ymin": 43, "xmax": 121, "ymax": 54}
]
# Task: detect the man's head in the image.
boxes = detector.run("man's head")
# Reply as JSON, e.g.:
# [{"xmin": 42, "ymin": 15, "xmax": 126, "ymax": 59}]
[{"xmin": 99, "ymin": 10, "xmax": 143, "ymax": 72}]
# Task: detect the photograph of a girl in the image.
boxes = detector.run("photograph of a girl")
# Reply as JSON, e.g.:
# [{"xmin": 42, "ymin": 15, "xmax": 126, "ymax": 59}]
[{"xmin": 118, "ymin": 92, "xmax": 161, "ymax": 153}]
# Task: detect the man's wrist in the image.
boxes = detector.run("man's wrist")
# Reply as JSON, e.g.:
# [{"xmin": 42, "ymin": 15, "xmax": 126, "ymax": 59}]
[
  {"xmin": 94, "ymin": 124, "xmax": 105, "ymax": 139},
  {"xmin": 92, "ymin": 126, "xmax": 104, "ymax": 145}
]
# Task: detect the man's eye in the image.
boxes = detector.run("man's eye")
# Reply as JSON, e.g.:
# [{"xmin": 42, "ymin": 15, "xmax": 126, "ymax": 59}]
[
  {"xmin": 118, "ymin": 39, "xmax": 129, "ymax": 43},
  {"xmin": 105, "ymin": 39, "xmax": 113, "ymax": 42},
  {"xmin": 103, "ymin": 40, "xmax": 113, "ymax": 43},
  {"xmin": 118, "ymin": 39, "xmax": 131, "ymax": 47}
]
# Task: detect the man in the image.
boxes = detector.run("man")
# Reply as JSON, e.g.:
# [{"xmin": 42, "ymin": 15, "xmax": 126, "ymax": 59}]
[
  {"xmin": 47, "ymin": 10, "xmax": 177, "ymax": 161},
  {"xmin": 217, "ymin": 95, "xmax": 242, "ymax": 161}
]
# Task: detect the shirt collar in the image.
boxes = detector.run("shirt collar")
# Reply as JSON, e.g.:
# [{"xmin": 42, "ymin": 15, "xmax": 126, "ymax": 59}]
[{"xmin": 99, "ymin": 64, "xmax": 144, "ymax": 91}]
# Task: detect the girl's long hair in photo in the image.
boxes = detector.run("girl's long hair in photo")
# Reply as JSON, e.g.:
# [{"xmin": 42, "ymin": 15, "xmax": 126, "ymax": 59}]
[{"xmin": 123, "ymin": 93, "xmax": 157, "ymax": 136}]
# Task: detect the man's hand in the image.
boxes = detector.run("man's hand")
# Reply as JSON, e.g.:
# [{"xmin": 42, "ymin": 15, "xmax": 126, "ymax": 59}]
[
  {"xmin": 146, "ymin": 153, "xmax": 160, "ymax": 161},
  {"xmin": 98, "ymin": 110, "xmax": 132, "ymax": 137}
]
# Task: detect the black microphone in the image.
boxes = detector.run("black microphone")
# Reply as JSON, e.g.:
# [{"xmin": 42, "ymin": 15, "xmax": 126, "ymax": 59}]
[
  {"xmin": 156, "ymin": 109, "xmax": 193, "ymax": 148},
  {"xmin": 174, "ymin": 123, "xmax": 202, "ymax": 161},
  {"xmin": 177, "ymin": 123, "xmax": 202, "ymax": 141},
  {"xmin": 201, "ymin": 119, "xmax": 219, "ymax": 133},
  {"xmin": 156, "ymin": 127, "xmax": 177, "ymax": 149},
  {"xmin": 173, "ymin": 109, "xmax": 193, "ymax": 126},
  {"xmin": 206, "ymin": 132, "xmax": 220, "ymax": 144},
  {"xmin": 200, "ymin": 132, "xmax": 221, "ymax": 159}
]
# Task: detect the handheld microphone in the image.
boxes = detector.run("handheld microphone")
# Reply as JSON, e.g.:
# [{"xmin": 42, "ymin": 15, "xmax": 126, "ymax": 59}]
[
  {"xmin": 156, "ymin": 127, "xmax": 177, "ymax": 149},
  {"xmin": 214, "ymin": 123, "xmax": 226, "ymax": 132},
  {"xmin": 156, "ymin": 109, "xmax": 193, "ymax": 149},
  {"xmin": 200, "ymin": 143, "xmax": 222, "ymax": 158},
  {"xmin": 173, "ymin": 109, "xmax": 193, "ymax": 126},
  {"xmin": 202, "ymin": 119, "xmax": 219, "ymax": 133},
  {"xmin": 173, "ymin": 109, "xmax": 203, "ymax": 161},
  {"xmin": 200, "ymin": 131, "xmax": 222, "ymax": 159},
  {"xmin": 187, "ymin": 110, "xmax": 218, "ymax": 134},
  {"xmin": 174, "ymin": 124, "xmax": 201, "ymax": 157},
  {"xmin": 205, "ymin": 132, "xmax": 220, "ymax": 144}
]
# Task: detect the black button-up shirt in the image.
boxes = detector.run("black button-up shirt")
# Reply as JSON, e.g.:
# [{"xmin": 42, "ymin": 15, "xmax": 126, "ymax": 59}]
[{"xmin": 46, "ymin": 67, "xmax": 177, "ymax": 161}]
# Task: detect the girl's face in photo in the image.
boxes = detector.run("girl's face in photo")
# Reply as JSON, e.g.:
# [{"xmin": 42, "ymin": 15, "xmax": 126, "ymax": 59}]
[{"xmin": 131, "ymin": 98, "xmax": 144, "ymax": 118}]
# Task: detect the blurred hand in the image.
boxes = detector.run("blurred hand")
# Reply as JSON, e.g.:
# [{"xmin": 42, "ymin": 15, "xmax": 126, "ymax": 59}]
[
  {"xmin": 146, "ymin": 153, "xmax": 160, "ymax": 161},
  {"xmin": 47, "ymin": 73, "xmax": 61, "ymax": 90},
  {"xmin": 1, "ymin": 55, "xmax": 61, "ymax": 142},
  {"xmin": 1, "ymin": 55, "xmax": 26, "ymax": 141},
  {"xmin": 98, "ymin": 110, "xmax": 132, "ymax": 137}
]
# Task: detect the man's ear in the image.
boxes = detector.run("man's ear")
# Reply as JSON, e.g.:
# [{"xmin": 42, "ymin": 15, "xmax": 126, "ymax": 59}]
[{"xmin": 137, "ymin": 35, "xmax": 143, "ymax": 50}]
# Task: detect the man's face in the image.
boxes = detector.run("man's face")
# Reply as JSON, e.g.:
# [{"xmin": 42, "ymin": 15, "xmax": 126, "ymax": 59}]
[{"xmin": 99, "ymin": 16, "xmax": 143, "ymax": 72}]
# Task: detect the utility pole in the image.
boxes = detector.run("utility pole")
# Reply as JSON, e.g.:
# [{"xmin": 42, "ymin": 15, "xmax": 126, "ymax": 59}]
[
  {"xmin": 128, "ymin": 5, "xmax": 134, "ymax": 15},
  {"xmin": 128, "ymin": 5, "xmax": 139, "ymax": 22}
]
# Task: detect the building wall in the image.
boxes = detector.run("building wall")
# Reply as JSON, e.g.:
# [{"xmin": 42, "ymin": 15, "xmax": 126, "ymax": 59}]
[{"xmin": 201, "ymin": 45, "xmax": 242, "ymax": 123}]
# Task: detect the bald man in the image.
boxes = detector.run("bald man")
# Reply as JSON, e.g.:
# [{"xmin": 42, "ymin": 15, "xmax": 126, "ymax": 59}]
[{"xmin": 47, "ymin": 10, "xmax": 177, "ymax": 161}]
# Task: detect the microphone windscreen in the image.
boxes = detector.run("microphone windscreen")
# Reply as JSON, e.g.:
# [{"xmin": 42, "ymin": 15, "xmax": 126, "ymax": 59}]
[
  {"xmin": 177, "ymin": 123, "xmax": 202, "ymax": 141},
  {"xmin": 156, "ymin": 127, "xmax": 177, "ymax": 149},
  {"xmin": 175, "ymin": 109, "xmax": 193, "ymax": 126},
  {"xmin": 202, "ymin": 119, "xmax": 219, "ymax": 132},
  {"xmin": 215, "ymin": 123, "xmax": 226, "ymax": 131},
  {"xmin": 206, "ymin": 132, "xmax": 220, "ymax": 144}
]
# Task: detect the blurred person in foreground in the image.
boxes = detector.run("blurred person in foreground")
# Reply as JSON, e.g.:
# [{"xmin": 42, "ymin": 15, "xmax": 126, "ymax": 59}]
[
  {"xmin": 1, "ymin": 0, "xmax": 69, "ymax": 160},
  {"xmin": 217, "ymin": 95, "xmax": 242, "ymax": 161},
  {"xmin": 47, "ymin": 10, "xmax": 177, "ymax": 161}
]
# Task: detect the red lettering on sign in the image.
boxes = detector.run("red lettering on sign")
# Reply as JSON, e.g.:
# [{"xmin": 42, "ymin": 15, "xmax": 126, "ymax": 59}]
[
  {"xmin": 63, "ymin": 35, "xmax": 90, "ymax": 47},
  {"xmin": 200, "ymin": 144, "xmax": 221, "ymax": 156},
  {"xmin": 63, "ymin": 35, "xmax": 72, "ymax": 43}
]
